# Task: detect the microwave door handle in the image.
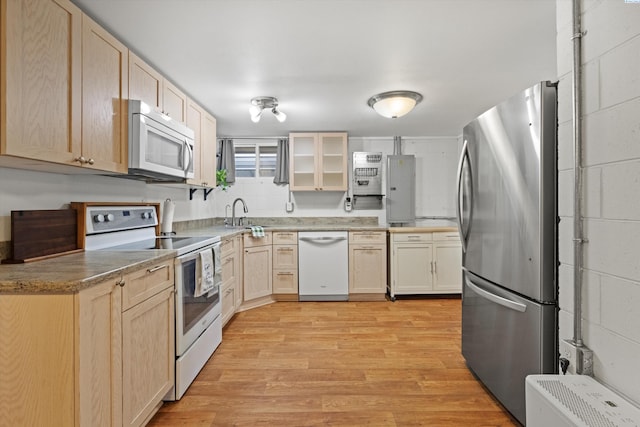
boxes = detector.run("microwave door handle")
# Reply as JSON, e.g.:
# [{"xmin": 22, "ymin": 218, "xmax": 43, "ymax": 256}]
[{"xmin": 184, "ymin": 138, "xmax": 193, "ymax": 175}]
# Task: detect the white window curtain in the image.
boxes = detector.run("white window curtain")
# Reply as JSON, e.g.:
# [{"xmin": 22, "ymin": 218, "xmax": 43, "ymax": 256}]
[
  {"xmin": 273, "ymin": 138, "xmax": 289, "ymax": 185},
  {"xmin": 217, "ymin": 138, "xmax": 235, "ymax": 183}
]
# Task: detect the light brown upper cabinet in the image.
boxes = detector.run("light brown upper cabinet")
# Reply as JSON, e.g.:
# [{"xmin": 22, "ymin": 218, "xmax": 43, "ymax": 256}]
[
  {"xmin": 81, "ymin": 14, "xmax": 129, "ymax": 173},
  {"xmin": 186, "ymin": 99, "xmax": 217, "ymax": 187},
  {"xmin": 1, "ymin": 0, "xmax": 82, "ymax": 166},
  {"xmin": 129, "ymin": 51, "xmax": 187, "ymax": 123},
  {"xmin": 289, "ymin": 132, "xmax": 348, "ymax": 191},
  {"xmin": 1, "ymin": 0, "xmax": 128, "ymax": 173}
]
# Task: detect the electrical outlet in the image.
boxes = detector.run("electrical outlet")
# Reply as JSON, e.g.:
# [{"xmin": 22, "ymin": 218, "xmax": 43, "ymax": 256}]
[
  {"xmin": 560, "ymin": 339, "xmax": 578, "ymax": 375},
  {"xmin": 560, "ymin": 339, "xmax": 594, "ymax": 376},
  {"xmin": 285, "ymin": 201, "xmax": 294, "ymax": 213}
]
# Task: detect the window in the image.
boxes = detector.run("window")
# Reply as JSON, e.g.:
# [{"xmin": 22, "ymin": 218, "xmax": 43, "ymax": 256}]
[{"xmin": 234, "ymin": 141, "xmax": 277, "ymax": 178}]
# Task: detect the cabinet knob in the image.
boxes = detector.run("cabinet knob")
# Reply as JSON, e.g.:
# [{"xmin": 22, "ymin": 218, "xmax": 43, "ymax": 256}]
[
  {"xmin": 86, "ymin": 158, "xmax": 95, "ymax": 165},
  {"xmin": 116, "ymin": 279, "xmax": 125, "ymax": 287}
]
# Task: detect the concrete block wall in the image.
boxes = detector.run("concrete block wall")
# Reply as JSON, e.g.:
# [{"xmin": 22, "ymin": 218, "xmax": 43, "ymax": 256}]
[{"xmin": 556, "ymin": 0, "xmax": 640, "ymax": 405}]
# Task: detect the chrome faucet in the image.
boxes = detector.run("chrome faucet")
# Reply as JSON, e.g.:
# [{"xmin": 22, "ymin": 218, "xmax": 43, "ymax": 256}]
[
  {"xmin": 224, "ymin": 204, "xmax": 231, "ymax": 226},
  {"xmin": 231, "ymin": 198, "xmax": 248, "ymax": 226}
]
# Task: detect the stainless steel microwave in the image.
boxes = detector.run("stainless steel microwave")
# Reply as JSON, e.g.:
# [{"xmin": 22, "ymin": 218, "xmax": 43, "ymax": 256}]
[{"xmin": 128, "ymin": 100, "xmax": 195, "ymax": 181}]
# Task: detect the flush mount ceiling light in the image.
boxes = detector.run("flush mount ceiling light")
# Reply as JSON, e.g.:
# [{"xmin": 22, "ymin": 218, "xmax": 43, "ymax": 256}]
[
  {"xmin": 367, "ymin": 90, "xmax": 423, "ymax": 119},
  {"xmin": 249, "ymin": 96, "xmax": 287, "ymax": 123}
]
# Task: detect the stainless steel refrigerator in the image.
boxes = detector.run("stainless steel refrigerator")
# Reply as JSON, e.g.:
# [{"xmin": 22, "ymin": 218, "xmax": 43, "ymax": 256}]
[{"xmin": 457, "ymin": 81, "xmax": 558, "ymax": 425}]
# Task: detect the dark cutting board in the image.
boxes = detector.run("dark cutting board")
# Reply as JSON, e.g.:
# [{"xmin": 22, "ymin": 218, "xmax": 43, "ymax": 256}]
[{"xmin": 3, "ymin": 209, "xmax": 81, "ymax": 263}]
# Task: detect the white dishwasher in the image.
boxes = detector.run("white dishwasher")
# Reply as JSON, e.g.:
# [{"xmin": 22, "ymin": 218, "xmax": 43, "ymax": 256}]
[{"xmin": 298, "ymin": 231, "xmax": 349, "ymax": 301}]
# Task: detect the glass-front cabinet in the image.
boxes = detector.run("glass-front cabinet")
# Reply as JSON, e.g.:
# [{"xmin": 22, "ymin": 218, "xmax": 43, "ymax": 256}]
[{"xmin": 289, "ymin": 132, "xmax": 348, "ymax": 191}]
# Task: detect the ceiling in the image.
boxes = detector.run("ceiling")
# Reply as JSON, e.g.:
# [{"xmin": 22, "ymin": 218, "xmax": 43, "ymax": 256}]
[{"xmin": 72, "ymin": 0, "xmax": 557, "ymax": 138}]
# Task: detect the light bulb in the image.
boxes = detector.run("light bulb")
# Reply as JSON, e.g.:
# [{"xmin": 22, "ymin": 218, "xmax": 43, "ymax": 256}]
[
  {"xmin": 272, "ymin": 108, "xmax": 287, "ymax": 123},
  {"xmin": 249, "ymin": 105, "xmax": 263, "ymax": 123}
]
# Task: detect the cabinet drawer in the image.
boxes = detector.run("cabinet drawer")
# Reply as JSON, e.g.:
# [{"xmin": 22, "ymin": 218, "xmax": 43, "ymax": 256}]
[
  {"xmin": 349, "ymin": 231, "xmax": 386, "ymax": 244},
  {"xmin": 433, "ymin": 231, "xmax": 460, "ymax": 242},
  {"xmin": 221, "ymin": 236, "xmax": 238, "ymax": 256},
  {"xmin": 273, "ymin": 244, "xmax": 298, "ymax": 269},
  {"xmin": 392, "ymin": 232, "xmax": 432, "ymax": 243},
  {"xmin": 273, "ymin": 270, "xmax": 298, "ymax": 294},
  {"xmin": 122, "ymin": 263, "xmax": 174, "ymax": 311},
  {"xmin": 273, "ymin": 231, "xmax": 298, "ymax": 245},
  {"xmin": 221, "ymin": 252, "xmax": 237, "ymax": 283},
  {"xmin": 243, "ymin": 231, "xmax": 272, "ymax": 247}
]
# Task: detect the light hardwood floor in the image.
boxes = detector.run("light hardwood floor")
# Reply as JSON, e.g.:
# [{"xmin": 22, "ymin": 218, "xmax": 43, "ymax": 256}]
[{"xmin": 149, "ymin": 299, "xmax": 520, "ymax": 426}]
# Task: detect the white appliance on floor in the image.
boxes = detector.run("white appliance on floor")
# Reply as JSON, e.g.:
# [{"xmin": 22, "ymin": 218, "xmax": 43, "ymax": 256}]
[
  {"xmin": 298, "ymin": 231, "xmax": 349, "ymax": 301},
  {"xmin": 525, "ymin": 374, "xmax": 640, "ymax": 426}
]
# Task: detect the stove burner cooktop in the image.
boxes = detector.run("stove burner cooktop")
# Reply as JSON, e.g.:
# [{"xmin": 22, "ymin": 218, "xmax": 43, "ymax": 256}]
[{"xmin": 104, "ymin": 235, "xmax": 219, "ymax": 255}]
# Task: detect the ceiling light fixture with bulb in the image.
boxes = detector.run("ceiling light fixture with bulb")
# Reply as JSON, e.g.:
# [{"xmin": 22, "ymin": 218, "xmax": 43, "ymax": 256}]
[
  {"xmin": 249, "ymin": 96, "xmax": 287, "ymax": 123},
  {"xmin": 367, "ymin": 90, "xmax": 423, "ymax": 119}
]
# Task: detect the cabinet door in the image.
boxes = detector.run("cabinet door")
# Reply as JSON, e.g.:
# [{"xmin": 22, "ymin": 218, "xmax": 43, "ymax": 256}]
[
  {"xmin": 221, "ymin": 281, "xmax": 236, "ymax": 327},
  {"xmin": 122, "ymin": 287, "xmax": 175, "ymax": 427},
  {"xmin": 318, "ymin": 132, "xmax": 348, "ymax": 191},
  {"xmin": 2, "ymin": 0, "xmax": 82, "ymax": 163},
  {"xmin": 0, "ymin": 293, "xmax": 76, "ymax": 426},
  {"xmin": 162, "ymin": 80, "xmax": 187, "ymax": 123},
  {"xmin": 81, "ymin": 15, "xmax": 128, "ymax": 173},
  {"xmin": 201, "ymin": 112, "xmax": 217, "ymax": 187},
  {"xmin": 433, "ymin": 243, "xmax": 462, "ymax": 292},
  {"xmin": 78, "ymin": 279, "xmax": 123, "ymax": 427},
  {"xmin": 349, "ymin": 244, "xmax": 387, "ymax": 293},
  {"xmin": 243, "ymin": 245, "xmax": 273, "ymax": 300},
  {"xmin": 129, "ymin": 51, "xmax": 162, "ymax": 110},
  {"xmin": 393, "ymin": 243, "xmax": 433, "ymax": 293},
  {"xmin": 289, "ymin": 133, "xmax": 318, "ymax": 190},
  {"xmin": 186, "ymin": 99, "xmax": 204, "ymax": 185},
  {"xmin": 234, "ymin": 236, "xmax": 244, "ymax": 307}
]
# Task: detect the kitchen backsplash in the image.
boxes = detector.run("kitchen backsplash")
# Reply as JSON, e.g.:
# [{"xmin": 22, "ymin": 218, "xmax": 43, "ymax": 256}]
[{"xmin": 172, "ymin": 216, "xmax": 379, "ymax": 232}]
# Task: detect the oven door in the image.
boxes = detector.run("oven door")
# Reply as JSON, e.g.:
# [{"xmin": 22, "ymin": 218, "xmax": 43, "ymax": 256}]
[{"xmin": 174, "ymin": 243, "xmax": 222, "ymax": 356}]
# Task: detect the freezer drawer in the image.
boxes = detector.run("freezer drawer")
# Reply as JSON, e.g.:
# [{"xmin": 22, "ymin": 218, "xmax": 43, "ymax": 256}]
[{"xmin": 461, "ymin": 269, "xmax": 557, "ymax": 425}]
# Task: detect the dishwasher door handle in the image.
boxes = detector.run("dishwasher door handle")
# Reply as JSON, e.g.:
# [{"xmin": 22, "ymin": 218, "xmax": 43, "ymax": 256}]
[{"xmin": 299, "ymin": 236, "xmax": 347, "ymax": 244}]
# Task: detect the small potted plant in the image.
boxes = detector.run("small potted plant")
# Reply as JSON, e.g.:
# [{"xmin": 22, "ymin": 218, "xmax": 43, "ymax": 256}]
[{"xmin": 216, "ymin": 169, "xmax": 229, "ymax": 191}]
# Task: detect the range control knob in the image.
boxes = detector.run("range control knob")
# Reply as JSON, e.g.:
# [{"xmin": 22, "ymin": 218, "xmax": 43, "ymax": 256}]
[
  {"xmin": 105, "ymin": 213, "xmax": 115, "ymax": 222},
  {"xmin": 141, "ymin": 211, "xmax": 151, "ymax": 219},
  {"xmin": 93, "ymin": 214, "xmax": 105, "ymax": 223}
]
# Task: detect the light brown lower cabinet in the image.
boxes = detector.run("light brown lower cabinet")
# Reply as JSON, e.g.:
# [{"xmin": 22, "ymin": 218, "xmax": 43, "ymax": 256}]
[
  {"xmin": 348, "ymin": 231, "xmax": 387, "ymax": 300},
  {"xmin": 272, "ymin": 231, "xmax": 298, "ymax": 300},
  {"xmin": 243, "ymin": 232, "xmax": 273, "ymax": 303},
  {"xmin": 221, "ymin": 235, "xmax": 242, "ymax": 326},
  {"xmin": 0, "ymin": 262, "xmax": 175, "ymax": 427},
  {"xmin": 388, "ymin": 230, "xmax": 462, "ymax": 299}
]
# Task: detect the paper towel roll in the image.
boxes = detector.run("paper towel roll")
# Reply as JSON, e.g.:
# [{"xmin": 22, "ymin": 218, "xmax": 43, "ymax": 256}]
[{"xmin": 161, "ymin": 198, "xmax": 175, "ymax": 235}]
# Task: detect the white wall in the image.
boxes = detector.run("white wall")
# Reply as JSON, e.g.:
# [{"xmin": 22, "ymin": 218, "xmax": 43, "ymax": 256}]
[
  {"xmin": 0, "ymin": 167, "xmax": 215, "ymax": 241},
  {"xmin": 212, "ymin": 136, "xmax": 459, "ymax": 224},
  {"xmin": 0, "ymin": 136, "xmax": 459, "ymax": 240},
  {"xmin": 556, "ymin": 0, "xmax": 640, "ymax": 405}
]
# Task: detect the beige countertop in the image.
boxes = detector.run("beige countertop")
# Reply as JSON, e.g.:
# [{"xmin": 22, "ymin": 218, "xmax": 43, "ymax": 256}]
[
  {"xmin": 0, "ymin": 220, "xmax": 458, "ymax": 294},
  {"xmin": 0, "ymin": 250, "xmax": 176, "ymax": 294},
  {"xmin": 387, "ymin": 226, "xmax": 458, "ymax": 233}
]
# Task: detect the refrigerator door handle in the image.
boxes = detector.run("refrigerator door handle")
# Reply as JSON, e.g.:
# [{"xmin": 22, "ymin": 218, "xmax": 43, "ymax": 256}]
[
  {"xmin": 456, "ymin": 139, "xmax": 473, "ymax": 252},
  {"xmin": 465, "ymin": 276, "xmax": 527, "ymax": 313}
]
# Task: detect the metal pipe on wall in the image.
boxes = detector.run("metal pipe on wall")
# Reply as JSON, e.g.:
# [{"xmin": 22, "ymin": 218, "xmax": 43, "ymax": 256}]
[
  {"xmin": 571, "ymin": 0, "xmax": 586, "ymax": 372},
  {"xmin": 393, "ymin": 136, "xmax": 402, "ymax": 155}
]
